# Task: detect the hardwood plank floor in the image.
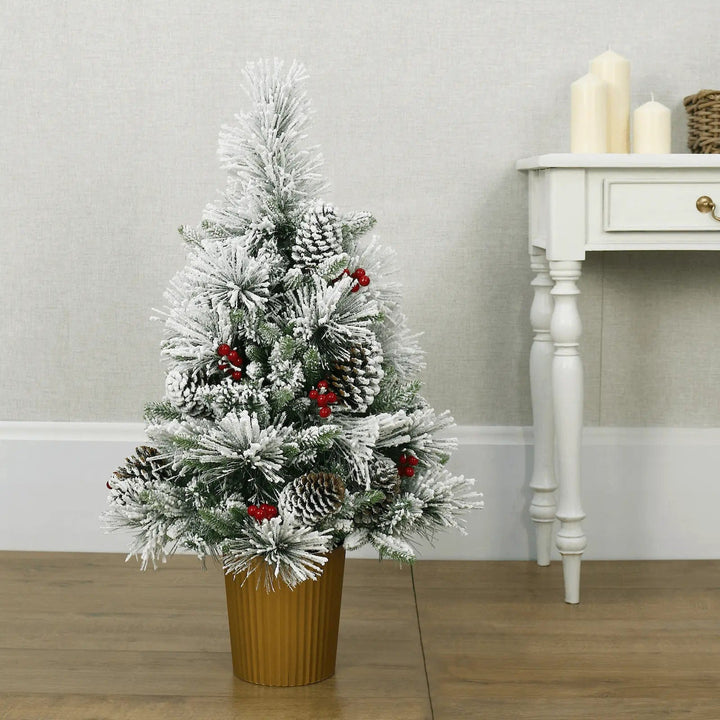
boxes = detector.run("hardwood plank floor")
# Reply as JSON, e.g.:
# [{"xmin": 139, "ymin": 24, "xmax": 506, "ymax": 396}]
[
  {"xmin": 413, "ymin": 560, "xmax": 720, "ymax": 719},
  {"xmin": 0, "ymin": 552, "xmax": 430, "ymax": 719},
  {"xmin": 2, "ymin": 553, "xmax": 720, "ymax": 719}
]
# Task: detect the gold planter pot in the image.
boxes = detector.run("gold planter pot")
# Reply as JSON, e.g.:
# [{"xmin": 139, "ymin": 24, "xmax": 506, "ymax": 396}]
[{"xmin": 224, "ymin": 547, "xmax": 346, "ymax": 686}]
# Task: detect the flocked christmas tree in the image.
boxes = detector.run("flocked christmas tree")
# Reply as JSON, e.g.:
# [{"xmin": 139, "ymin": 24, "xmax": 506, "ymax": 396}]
[{"xmin": 103, "ymin": 60, "xmax": 483, "ymax": 589}]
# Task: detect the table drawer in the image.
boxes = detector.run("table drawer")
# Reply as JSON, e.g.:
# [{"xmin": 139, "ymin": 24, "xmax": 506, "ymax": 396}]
[{"xmin": 603, "ymin": 179, "xmax": 720, "ymax": 232}]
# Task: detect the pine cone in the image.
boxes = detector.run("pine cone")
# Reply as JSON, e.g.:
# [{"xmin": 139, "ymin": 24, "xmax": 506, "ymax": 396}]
[
  {"xmin": 328, "ymin": 337, "xmax": 384, "ymax": 412},
  {"xmin": 165, "ymin": 368, "xmax": 205, "ymax": 416},
  {"xmin": 109, "ymin": 446, "xmax": 168, "ymax": 504},
  {"xmin": 355, "ymin": 456, "xmax": 401, "ymax": 525},
  {"xmin": 114, "ymin": 446, "xmax": 165, "ymax": 484},
  {"xmin": 291, "ymin": 203, "xmax": 343, "ymax": 267},
  {"xmin": 279, "ymin": 472, "xmax": 346, "ymax": 525}
]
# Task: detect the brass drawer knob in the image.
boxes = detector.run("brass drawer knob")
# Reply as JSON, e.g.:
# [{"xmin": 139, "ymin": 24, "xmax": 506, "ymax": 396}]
[{"xmin": 696, "ymin": 195, "xmax": 720, "ymax": 222}]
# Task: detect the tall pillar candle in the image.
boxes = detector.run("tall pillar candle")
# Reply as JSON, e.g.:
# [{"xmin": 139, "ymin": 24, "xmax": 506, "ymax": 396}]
[
  {"xmin": 571, "ymin": 73, "xmax": 607, "ymax": 153},
  {"xmin": 589, "ymin": 49, "xmax": 630, "ymax": 152},
  {"xmin": 633, "ymin": 96, "xmax": 671, "ymax": 153}
]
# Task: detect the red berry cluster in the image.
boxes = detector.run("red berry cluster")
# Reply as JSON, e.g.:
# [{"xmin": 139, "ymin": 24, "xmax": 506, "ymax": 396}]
[
  {"xmin": 217, "ymin": 343, "xmax": 244, "ymax": 381},
  {"xmin": 334, "ymin": 267, "xmax": 371, "ymax": 293},
  {"xmin": 247, "ymin": 503, "xmax": 278, "ymax": 522},
  {"xmin": 308, "ymin": 379, "xmax": 338, "ymax": 418},
  {"xmin": 398, "ymin": 453, "xmax": 419, "ymax": 477}
]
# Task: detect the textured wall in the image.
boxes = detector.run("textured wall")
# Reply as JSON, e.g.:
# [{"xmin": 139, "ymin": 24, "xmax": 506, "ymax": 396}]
[{"xmin": 3, "ymin": 0, "xmax": 720, "ymax": 425}]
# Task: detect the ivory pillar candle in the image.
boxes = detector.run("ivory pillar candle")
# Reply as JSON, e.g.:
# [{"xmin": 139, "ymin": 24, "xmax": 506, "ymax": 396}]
[
  {"xmin": 589, "ymin": 49, "xmax": 630, "ymax": 152},
  {"xmin": 571, "ymin": 73, "xmax": 607, "ymax": 153},
  {"xmin": 633, "ymin": 96, "xmax": 671, "ymax": 153}
]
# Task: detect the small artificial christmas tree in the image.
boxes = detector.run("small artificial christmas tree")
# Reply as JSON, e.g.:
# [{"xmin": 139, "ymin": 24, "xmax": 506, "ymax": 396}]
[{"xmin": 104, "ymin": 60, "xmax": 483, "ymax": 590}]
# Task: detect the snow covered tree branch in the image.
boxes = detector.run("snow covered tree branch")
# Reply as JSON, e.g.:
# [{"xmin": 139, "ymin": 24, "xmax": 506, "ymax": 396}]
[{"xmin": 103, "ymin": 60, "xmax": 483, "ymax": 589}]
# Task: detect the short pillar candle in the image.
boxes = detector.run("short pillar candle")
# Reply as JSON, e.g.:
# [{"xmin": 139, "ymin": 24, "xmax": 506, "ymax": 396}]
[
  {"xmin": 571, "ymin": 73, "xmax": 607, "ymax": 153},
  {"xmin": 633, "ymin": 96, "xmax": 671, "ymax": 153}
]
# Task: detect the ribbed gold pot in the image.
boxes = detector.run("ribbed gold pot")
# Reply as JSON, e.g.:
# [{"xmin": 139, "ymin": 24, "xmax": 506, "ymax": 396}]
[{"xmin": 224, "ymin": 547, "xmax": 345, "ymax": 686}]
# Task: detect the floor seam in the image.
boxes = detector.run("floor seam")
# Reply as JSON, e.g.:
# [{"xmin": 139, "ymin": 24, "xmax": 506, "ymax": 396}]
[
  {"xmin": 598, "ymin": 251, "xmax": 605, "ymax": 424},
  {"xmin": 410, "ymin": 566, "xmax": 435, "ymax": 720}
]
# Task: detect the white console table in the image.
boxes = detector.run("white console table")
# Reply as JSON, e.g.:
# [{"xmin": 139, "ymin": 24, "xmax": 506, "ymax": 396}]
[{"xmin": 517, "ymin": 154, "xmax": 720, "ymax": 604}]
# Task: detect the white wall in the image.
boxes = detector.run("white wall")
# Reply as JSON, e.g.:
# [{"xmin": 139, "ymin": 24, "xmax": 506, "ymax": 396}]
[
  {"xmin": 4, "ymin": 2, "xmax": 720, "ymax": 563},
  {"xmin": 3, "ymin": 422, "xmax": 720, "ymax": 561},
  {"xmin": 4, "ymin": 1, "xmax": 720, "ymax": 427}
]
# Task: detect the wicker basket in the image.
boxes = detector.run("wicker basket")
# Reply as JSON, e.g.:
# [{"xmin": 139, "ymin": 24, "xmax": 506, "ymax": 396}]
[{"xmin": 684, "ymin": 90, "xmax": 720, "ymax": 153}]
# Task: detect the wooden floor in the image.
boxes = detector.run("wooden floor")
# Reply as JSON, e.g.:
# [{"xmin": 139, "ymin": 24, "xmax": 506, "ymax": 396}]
[{"xmin": 2, "ymin": 555, "xmax": 720, "ymax": 720}]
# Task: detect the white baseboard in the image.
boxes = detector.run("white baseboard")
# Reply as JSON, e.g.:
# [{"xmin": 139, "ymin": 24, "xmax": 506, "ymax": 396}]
[{"xmin": 2, "ymin": 421, "xmax": 720, "ymax": 560}]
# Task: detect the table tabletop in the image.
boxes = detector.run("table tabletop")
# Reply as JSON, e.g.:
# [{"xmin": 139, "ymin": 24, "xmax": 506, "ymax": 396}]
[{"xmin": 517, "ymin": 153, "xmax": 720, "ymax": 170}]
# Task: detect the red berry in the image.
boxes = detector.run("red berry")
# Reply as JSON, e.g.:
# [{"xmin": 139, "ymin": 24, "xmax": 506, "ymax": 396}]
[
  {"xmin": 326, "ymin": 391, "xmax": 337, "ymax": 404},
  {"xmin": 317, "ymin": 380, "xmax": 329, "ymax": 389},
  {"xmin": 231, "ymin": 371, "xmax": 242, "ymax": 381},
  {"xmin": 351, "ymin": 283, "xmax": 360, "ymax": 292},
  {"xmin": 343, "ymin": 268, "xmax": 351, "ymax": 276},
  {"xmin": 408, "ymin": 456, "xmax": 419, "ymax": 466},
  {"xmin": 218, "ymin": 363, "xmax": 229, "ymax": 371},
  {"xmin": 309, "ymin": 389, "xmax": 319, "ymax": 400},
  {"xmin": 261, "ymin": 504, "xmax": 278, "ymax": 519},
  {"xmin": 217, "ymin": 344, "xmax": 231, "ymax": 357},
  {"xmin": 354, "ymin": 267, "xmax": 366, "ymax": 277},
  {"xmin": 106, "ymin": 481, "xmax": 112, "ymax": 490},
  {"xmin": 247, "ymin": 505, "xmax": 259, "ymax": 518},
  {"xmin": 319, "ymin": 406, "xmax": 332, "ymax": 418},
  {"xmin": 358, "ymin": 275, "xmax": 370, "ymax": 287},
  {"xmin": 399, "ymin": 454, "xmax": 407, "ymax": 465},
  {"xmin": 403, "ymin": 466, "xmax": 415, "ymax": 477},
  {"xmin": 317, "ymin": 394, "xmax": 329, "ymax": 407},
  {"xmin": 227, "ymin": 350, "xmax": 240, "ymax": 365}
]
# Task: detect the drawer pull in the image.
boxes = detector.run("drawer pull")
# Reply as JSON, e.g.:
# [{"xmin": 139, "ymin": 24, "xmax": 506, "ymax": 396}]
[{"xmin": 696, "ymin": 195, "xmax": 720, "ymax": 222}]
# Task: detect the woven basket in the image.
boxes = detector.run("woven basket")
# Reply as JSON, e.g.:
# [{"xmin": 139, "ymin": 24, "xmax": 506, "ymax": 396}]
[{"xmin": 684, "ymin": 90, "xmax": 720, "ymax": 153}]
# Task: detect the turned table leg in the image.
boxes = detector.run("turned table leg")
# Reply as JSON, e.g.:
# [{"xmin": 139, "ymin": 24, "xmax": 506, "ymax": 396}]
[
  {"xmin": 549, "ymin": 260, "xmax": 587, "ymax": 604},
  {"xmin": 529, "ymin": 248, "xmax": 556, "ymax": 566}
]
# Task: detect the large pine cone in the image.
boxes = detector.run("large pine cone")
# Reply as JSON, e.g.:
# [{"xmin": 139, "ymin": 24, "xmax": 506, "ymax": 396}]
[
  {"xmin": 328, "ymin": 338, "xmax": 384, "ymax": 412},
  {"xmin": 279, "ymin": 472, "xmax": 346, "ymax": 525},
  {"xmin": 355, "ymin": 455, "xmax": 401, "ymax": 525},
  {"xmin": 165, "ymin": 368, "xmax": 205, "ymax": 416},
  {"xmin": 291, "ymin": 203, "xmax": 343, "ymax": 267}
]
